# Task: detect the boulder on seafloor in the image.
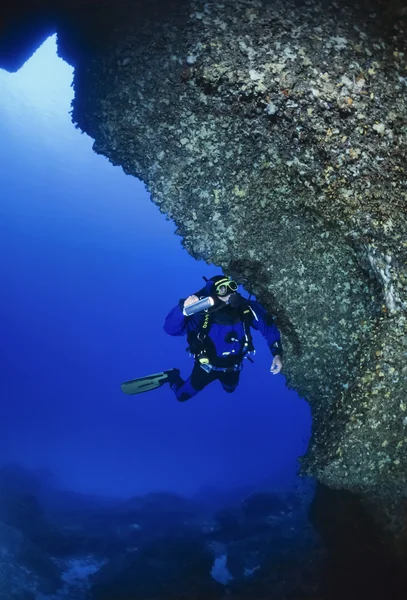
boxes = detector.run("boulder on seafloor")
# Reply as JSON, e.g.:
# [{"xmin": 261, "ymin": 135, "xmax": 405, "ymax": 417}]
[
  {"xmin": 0, "ymin": 521, "xmax": 62, "ymax": 597},
  {"xmin": 90, "ymin": 534, "xmax": 224, "ymax": 600}
]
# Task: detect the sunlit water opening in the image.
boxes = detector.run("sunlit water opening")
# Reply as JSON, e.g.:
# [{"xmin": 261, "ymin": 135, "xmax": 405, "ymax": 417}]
[{"xmin": 0, "ymin": 35, "xmax": 312, "ymax": 500}]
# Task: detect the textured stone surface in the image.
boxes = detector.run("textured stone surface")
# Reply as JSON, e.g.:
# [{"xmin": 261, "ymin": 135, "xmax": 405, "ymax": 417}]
[
  {"xmin": 2, "ymin": 0, "xmax": 407, "ymax": 553},
  {"xmin": 59, "ymin": 0, "xmax": 407, "ymax": 543},
  {"xmin": 0, "ymin": 521, "xmax": 62, "ymax": 598}
]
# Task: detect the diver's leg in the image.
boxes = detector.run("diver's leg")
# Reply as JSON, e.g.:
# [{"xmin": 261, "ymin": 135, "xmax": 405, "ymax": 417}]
[
  {"xmin": 171, "ymin": 363, "xmax": 217, "ymax": 402},
  {"xmin": 218, "ymin": 369, "xmax": 241, "ymax": 394}
]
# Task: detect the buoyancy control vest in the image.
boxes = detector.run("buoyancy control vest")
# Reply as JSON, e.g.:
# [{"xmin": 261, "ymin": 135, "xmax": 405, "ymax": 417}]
[{"xmin": 186, "ymin": 298, "xmax": 256, "ymax": 366}]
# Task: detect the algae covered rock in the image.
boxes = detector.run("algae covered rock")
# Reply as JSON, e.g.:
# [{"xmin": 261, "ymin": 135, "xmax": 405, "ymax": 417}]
[{"xmin": 55, "ymin": 0, "xmax": 407, "ymax": 547}]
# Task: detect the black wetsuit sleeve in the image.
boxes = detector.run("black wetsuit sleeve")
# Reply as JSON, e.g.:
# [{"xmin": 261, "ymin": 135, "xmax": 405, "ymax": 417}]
[
  {"xmin": 163, "ymin": 301, "xmax": 200, "ymax": 336},
  {"xmin": 249, "ymin": 301, "xmax": 283, "ymax": 358}
]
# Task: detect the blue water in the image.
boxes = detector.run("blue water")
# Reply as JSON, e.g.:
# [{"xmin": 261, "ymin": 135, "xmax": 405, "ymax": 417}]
[{"xmin": 0, "ymin": 36, "xmax": 311, "ymax": 499}]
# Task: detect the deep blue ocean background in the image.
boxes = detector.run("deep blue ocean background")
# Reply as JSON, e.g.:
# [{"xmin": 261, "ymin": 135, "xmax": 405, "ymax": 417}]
[{"xmin": 0, "ymin": 36, "xmax": 311, "ymax": 501}]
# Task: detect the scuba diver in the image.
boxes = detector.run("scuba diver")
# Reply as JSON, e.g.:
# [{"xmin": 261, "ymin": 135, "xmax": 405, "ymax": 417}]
[{"xmin": 121, "ymin": 275, "xmax": 283, "ymax": 402}]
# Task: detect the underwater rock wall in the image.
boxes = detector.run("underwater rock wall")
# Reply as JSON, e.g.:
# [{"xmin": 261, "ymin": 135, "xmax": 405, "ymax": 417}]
[
  {"xmin": 57, "ymin": 0, "xmax": 407, "ymax": 546},
  {"xmin": 1, "ymin": 0, "xmax": 406, "ymax": 556}
]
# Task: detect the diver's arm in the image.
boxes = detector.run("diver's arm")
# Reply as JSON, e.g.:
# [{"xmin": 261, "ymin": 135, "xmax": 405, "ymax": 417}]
[
  {"xmin": 269, "ymin": 339, "xmax": 283, "ymax": 359},
  {"xmin": 249, "ymin": 301, "xmax": 283, "ymax": 359},
  {"xmin": 250, "ymin": 302, "xmax": 283, "ymax": 375},
  {"xmin": 163, "ymin": 297, "xmax": 200, "ymax": 336}
]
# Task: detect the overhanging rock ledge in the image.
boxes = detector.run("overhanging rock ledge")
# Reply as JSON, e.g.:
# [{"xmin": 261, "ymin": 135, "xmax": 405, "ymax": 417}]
[
  {"xmin": 4, "ymin": 0, "xmax": 407, "ymax": 558},
  {"xmin": 60, "ymin": 0, "xmax": 407, "ymax": 548}
]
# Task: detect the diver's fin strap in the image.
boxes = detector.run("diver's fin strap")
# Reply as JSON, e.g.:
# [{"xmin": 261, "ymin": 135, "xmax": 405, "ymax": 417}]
[{"xmin": 121, "ymin": 371, "xmax": 171, "ymax": 395}]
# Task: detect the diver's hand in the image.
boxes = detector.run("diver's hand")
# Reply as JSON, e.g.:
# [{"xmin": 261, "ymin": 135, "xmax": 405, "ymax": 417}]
[
  {"xmin": 183, "ymin": 295, "xmax": 199, "ymax": 309},
  {"xmin": 270, "ymin": 355, "xmax": 282, "ymax": 375}
]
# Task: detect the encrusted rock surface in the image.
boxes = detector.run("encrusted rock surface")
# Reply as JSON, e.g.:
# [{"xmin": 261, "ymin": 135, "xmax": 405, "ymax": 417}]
[
  {"xmin": 56, "ymin": 0, "xmax": 407, "ymax": 545},
  {"xmin": 59, "ymin": 0, "xmax": 407, "ymax": 545},
  {"xmin": 3, "ymin": 0, "xmax": 406, "ymax": 554}
]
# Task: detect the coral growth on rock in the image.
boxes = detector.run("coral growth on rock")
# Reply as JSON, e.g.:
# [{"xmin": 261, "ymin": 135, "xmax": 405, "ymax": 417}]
[
  {"xmin": 1, "ymin": 0, "xmax": 406, "ymax": 564},
  {"xmin": 59, "ymin": 0, "xmax": 407, "ymax": 544}
]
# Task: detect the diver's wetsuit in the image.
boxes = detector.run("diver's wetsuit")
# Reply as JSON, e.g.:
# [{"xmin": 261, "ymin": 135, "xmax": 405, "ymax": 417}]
[
  {"xmin": 171, "ymin": 362, "xmax": 241, "ymax": 402},
  {"xmin": 164, "ymin": 294, "xmax": 282, "ymax": 402}
]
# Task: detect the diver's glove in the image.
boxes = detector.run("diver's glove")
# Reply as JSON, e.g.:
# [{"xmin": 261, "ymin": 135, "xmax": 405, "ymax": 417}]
[
  {"xmin": 270, "ymin": 355, "xmax": 283, "ymax": 375},
  {"xmin": 181, "ymin": 295, "xmax": 199, "ymax": 314},
  {"xmin": 270, "ymin": 339, "xmax": 283, "ymax": 375}
]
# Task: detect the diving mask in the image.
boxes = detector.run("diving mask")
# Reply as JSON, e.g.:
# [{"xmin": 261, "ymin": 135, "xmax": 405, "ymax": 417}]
[{"xmin": 213, "ymin": 277, "xmax": 238, "ymax": 297}]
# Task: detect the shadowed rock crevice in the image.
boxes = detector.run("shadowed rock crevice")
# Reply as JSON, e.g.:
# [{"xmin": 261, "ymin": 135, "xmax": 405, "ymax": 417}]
[{"xmin": 309, "ymin": 484, "xmax": 407, "ymax": 600}]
